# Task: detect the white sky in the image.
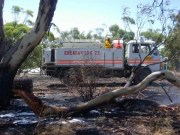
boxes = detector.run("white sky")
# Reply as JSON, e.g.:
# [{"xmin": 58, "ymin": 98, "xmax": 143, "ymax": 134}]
[{"xmin": 3, "ymin": 0, "xmax": 180, "ymax": 37}]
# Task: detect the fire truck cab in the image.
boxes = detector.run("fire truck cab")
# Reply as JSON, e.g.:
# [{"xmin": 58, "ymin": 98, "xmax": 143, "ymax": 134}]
[{"xmin": 126, "ymin": 39, "xmax": 161, "ymax": 71}]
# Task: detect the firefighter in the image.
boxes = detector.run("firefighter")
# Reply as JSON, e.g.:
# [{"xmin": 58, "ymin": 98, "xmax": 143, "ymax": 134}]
[
  {"xmin": 114, "ymin": 38, "xmax": 123, "ymax": 49},
  {"xmin": 104, "ymin": 36, "xmax": 112, "ymax": 48}
]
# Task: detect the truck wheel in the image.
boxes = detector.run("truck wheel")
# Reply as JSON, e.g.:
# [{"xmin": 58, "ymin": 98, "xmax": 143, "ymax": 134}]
[{"xmin": 133, "ymin": 67, "xmax": 152, "ymax": 85}]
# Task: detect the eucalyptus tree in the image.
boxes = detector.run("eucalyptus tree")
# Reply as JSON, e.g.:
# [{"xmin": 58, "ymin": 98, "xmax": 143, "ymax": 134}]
[{"xmin": 0, "ymin": 0, "xmax": 58, "ymax": 108}]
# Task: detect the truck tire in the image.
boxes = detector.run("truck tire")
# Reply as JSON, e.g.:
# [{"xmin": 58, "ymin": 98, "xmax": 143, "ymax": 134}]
[{"xmin": 133, "ymin": 67, "xmax": 152, "ymax": 85}]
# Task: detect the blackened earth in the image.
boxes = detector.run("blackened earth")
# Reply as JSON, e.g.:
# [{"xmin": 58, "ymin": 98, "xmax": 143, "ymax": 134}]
[{"xmin": 0, "ymin": 74, "xmax": 180, "ymax": 135}]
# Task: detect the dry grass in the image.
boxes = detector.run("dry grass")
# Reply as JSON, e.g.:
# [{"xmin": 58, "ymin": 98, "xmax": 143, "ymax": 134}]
[
  {"xmin": 153, "ymin": 117, "xmax": 176, "ymax": 135},
  {"xmin": 34, "ymin": 122, "xmax": 75, "ymax": 135}
]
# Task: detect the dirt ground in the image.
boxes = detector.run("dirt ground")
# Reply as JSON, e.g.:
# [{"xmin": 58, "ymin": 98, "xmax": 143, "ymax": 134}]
[{"xmin": 0, "ymin": 73, "xmax": 180, "ymax": 135}]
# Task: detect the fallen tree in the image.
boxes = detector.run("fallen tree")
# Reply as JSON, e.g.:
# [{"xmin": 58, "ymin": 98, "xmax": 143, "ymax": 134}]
[{"xmin": 13, "ymin": 70, "xmax": 180, "ymax": 118}]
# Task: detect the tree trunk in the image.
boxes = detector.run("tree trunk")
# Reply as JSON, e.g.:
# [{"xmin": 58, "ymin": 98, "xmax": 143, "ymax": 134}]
[
  {"xmin": 0, "ymin": 70, "xmax": 15, "ymax": 108},
  {"xmin": 0, "ymin": 0, "xmax": 5, "ymax": 59}
]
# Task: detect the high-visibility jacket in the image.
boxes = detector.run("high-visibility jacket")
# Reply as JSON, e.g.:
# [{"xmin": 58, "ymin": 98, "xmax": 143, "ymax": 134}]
[{"xmin": 104, "ymin": 40, "xmax": 112, "ymax": 48}]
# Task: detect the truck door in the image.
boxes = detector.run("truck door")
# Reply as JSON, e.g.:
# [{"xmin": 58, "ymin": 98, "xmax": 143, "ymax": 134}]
[
  {"xmin": 43, "ymin": 48, "xmax": 52, "ymax": 64},
  {"xmin": 127, "ymin": 43, "xmax": 151, "ymax": 65},
  {"xmin": 140, "ymin": 44, "xmax": 161, "ymax": 71},
  {"xmin": 127, "ymin": 43, "xmax": 161, "ymax": 71}
]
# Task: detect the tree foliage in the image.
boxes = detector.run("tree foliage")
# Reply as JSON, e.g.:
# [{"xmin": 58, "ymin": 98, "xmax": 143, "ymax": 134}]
[
  {"xmin": 122, "ymin": 16, "xmax": 135, "ymax": 25},
  {"xmin": 162, "ymin": 11, "xmax": 180, "ymax": 71},
  {"xmin": 86, "ymin": 30, "xmax": 93, "ymax": 39},
  {"xmin": 11, "ymin": 6, "xmax": 23, "ymax": 23},
  {"xmin": 20, "ymin": 45, "xmax": 43, "ymax": 69},
  {"xmin": 60, "ymin": 28, "xmax": 103, "ymax": 41},
  {"xmin": 109, "ymin": 24, "xmax": 134, "ymax": 41},
  {"xmin": 4, "ymin": 22, "xmax": 30, "ymax": 44},
  {"xmin": 141, "ymin": 29, "xmax": 165, "ymax": 44},
  {"xmin": 70, "ymin": 27, "xmax": 80, "ymax": 39}
]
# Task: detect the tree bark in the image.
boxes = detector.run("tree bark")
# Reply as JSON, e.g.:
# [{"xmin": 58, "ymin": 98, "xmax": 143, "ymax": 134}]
[
  {"xmin": 0, "ymin": 0, "xmax": 57, "ymax": 108},
  {"xmin": 0, "ymin": 0, "xmax": 5, "ymax": 60},
  {"xmin": 14, "ymin": 70, "xmax": 180, "ymax": 117},
  {"xmin": 0, "ymin": 71, "xmax": 15, "ymax": 108}
]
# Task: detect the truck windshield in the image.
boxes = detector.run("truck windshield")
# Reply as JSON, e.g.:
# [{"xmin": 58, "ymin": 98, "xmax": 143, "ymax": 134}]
[{"xmin": 132, "ymin": 44, "xmax": 150, "ymax": 53}]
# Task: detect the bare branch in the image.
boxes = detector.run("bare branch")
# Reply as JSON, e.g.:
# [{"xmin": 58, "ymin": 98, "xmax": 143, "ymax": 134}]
[{"xmin": 161, "ymin": 86, "xmax": 173, "ymax": 103}]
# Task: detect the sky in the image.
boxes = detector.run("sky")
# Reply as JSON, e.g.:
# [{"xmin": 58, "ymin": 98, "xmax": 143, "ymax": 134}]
[{"xmin": 3, "ymin": 0, "xmax": 180, "ymax": 37}]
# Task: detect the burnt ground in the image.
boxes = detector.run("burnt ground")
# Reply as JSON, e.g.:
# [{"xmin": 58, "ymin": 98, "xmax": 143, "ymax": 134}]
[{"xmin": 0, "ymin": 73, "xmax": 180, "ymax": 135}]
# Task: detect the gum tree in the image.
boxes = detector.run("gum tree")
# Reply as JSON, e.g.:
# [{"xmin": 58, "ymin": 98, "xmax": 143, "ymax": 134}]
[{"xmin": 0, "ymin": 0, "xmax": 57, "ymax": 108}]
